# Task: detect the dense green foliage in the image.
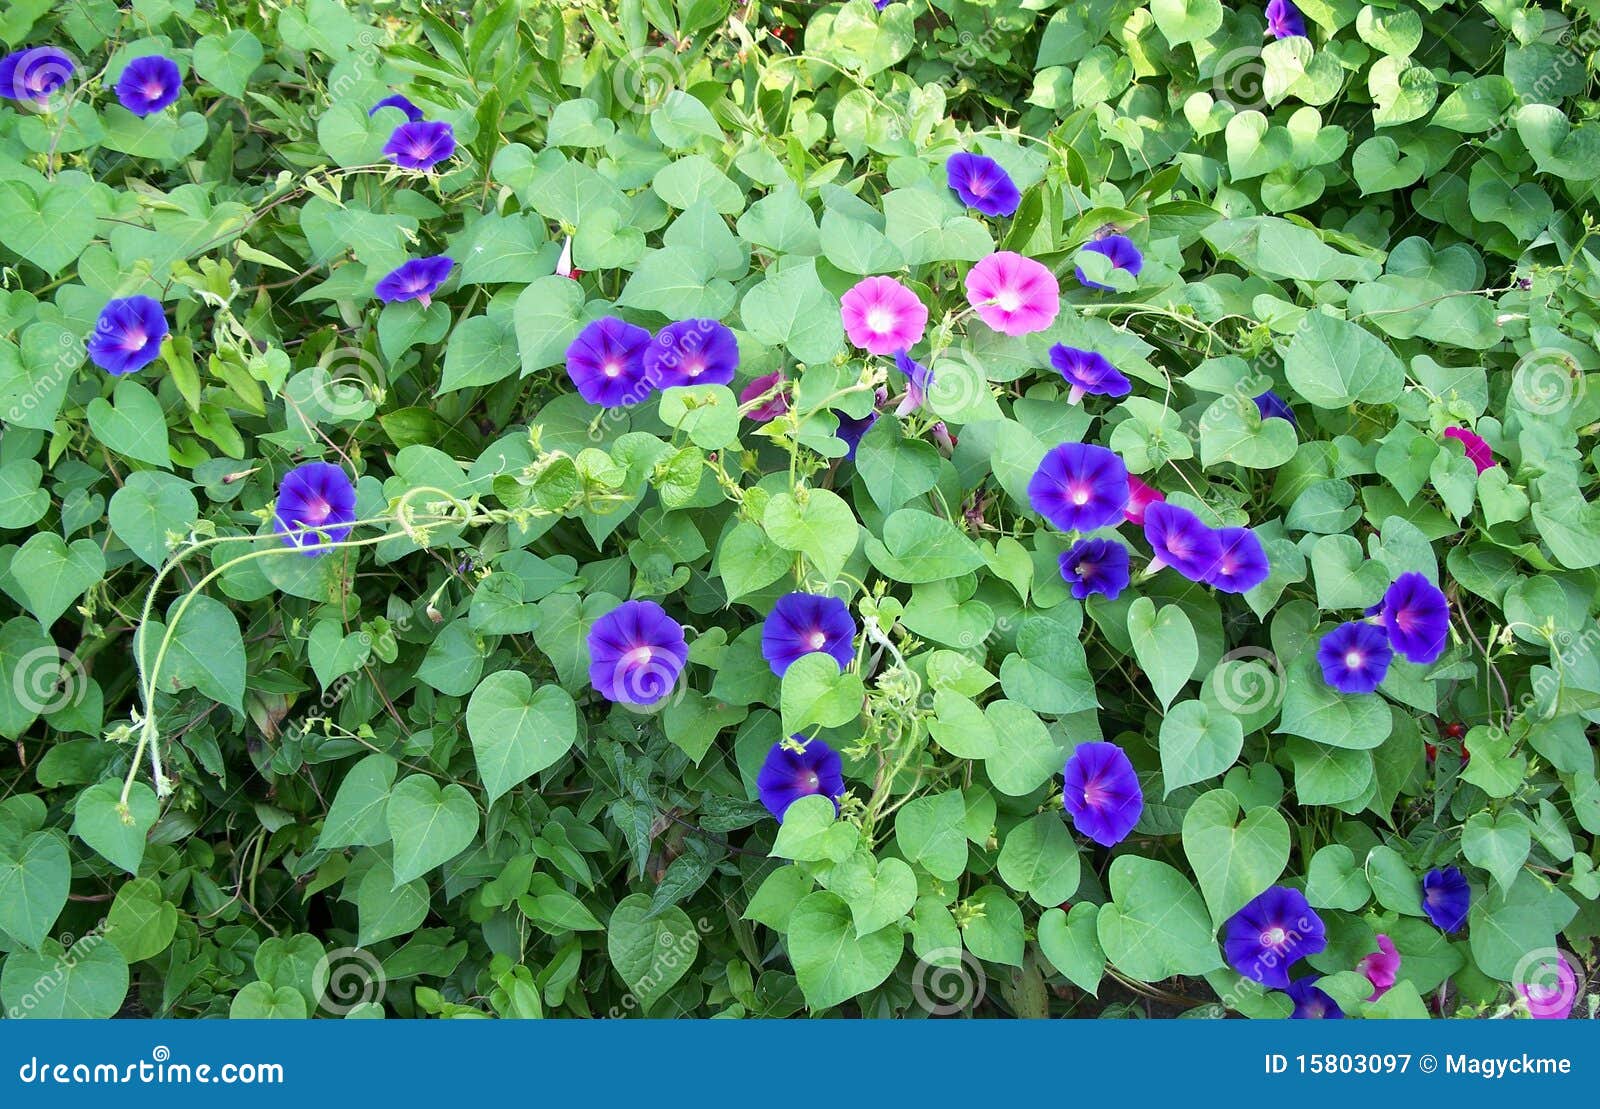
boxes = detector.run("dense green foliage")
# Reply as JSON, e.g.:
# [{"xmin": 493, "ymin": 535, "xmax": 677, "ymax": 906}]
[{"xmin": 1, "ymin": 0, "xmax": 1598, "ymax": 1019}]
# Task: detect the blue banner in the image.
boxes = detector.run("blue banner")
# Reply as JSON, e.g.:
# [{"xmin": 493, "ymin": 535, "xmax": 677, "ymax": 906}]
[{"xmin": 1, "ymin": 1020, "xmax": 1591, "ymax": 1108}]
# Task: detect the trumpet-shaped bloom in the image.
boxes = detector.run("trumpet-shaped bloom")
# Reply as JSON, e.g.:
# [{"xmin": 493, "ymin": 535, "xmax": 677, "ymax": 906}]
[
  {"xmin": 1062, "ymin": 741, "xmax": 1142, "ymax": 846},
  {"xmin": 1287, "ymin": 978, "xmax": 1344, "ymax": 1019},
  {"xmin": 1444, "ymin": 426, "xmax": 1495, "ymax": 473},
  {"xmin": 1316, "ymin": 620, "xmax": 1393, "ymax": 694},
  {"xmin": 565, "ymin": 317, "xmax": 653, "ymax": 407},
  {"xmin": 374, "ymin": 256, "xmax": 454, "ymax": 308},
  {"xmin": 893, "ymin": 351, "xmax": 933, "ymax": 416},
  {"xmin": 1518, "ymin": 952, "xmax": 1578, "ymax": 1019},
  {"xmin": 643, "ymin": 319, "xmax": 740, "ymax": 388},
  {"xmin": 114, "ymin": 55, "xmax": 181, "ymax": 116},
  {"xmin": 0, "ymin": 47, "xmax": 74, "ymax": 104},
  {"xmin": 834, "ymin": 409, "xmax": 879, "ymax": 460},
  {"xmin": 740, "ymin": 370, "xmax": 788, "ymax": 421},
  {"xmin": 840, "ymin": 276, "xmax": 927, "ymax": 355},
  {"xmin": 1059, "ymin": 538, "xmax": 1131, "ymax": 602},
  {"xmin": 1143, "ymin": 502, "xmax": 1222, "ymax": 581},
  {"xmin": 1254, "ymin": 390, "xmax": 1296, "ymax": 424},
  {"xmin": 370, "ymin": 93, "xmax": 424, "ymax": 121},
  {"xmin": 965, "ymin": 251, "xmax": 1060, "ymax": 336},
  {"xmin": 1357, "ymin": 934, "xmax": 1400, "ymax": 1001},
  {"xmin": 1421, "ymin": 866, "xmax": 1471, "ymax": 933},
  {"xmin": 1074, "ymin": 234, "xmax": 1144, "ymax": 292},
  {"xmin": 1124, "ymin": 475, "xmax": 1164, "ymax": 526},
  {"xmin": 383, "ymin": 120, "xmax": 455, "ymax": 170},
  {"xmin": 1266, "ymin": 0, "xmax": 1308, "ymax": 39},
  {"xmin": 1207, "ymin": 527, "xmax": 1271, "ymax": 594},
  {"xmin": 761, "ymin": 592, "xmax": 856, "ymax": 677},
  {"xmin": 86, "ymin": 296, "xmax": 169, "ymax": 376},
  {"xmin": 273, "ymin": 462, "xmax": 357, "ymax": 556},
  {"xmin": 1027, "ymin": 443, "xmax": 1129, "ymax": 533},
  {"xmin": 1378, "ymin": 572, "xmax": 1449, "ymax": 664},
  {"xmin": 1050, "ymin": 345, "xmax": 1131, "ymax": 404},
  {"xmin": 758, "ymin": 738, "xmax": 845, "ymax": 821},
  {"xmin": 586, "ymin": 600, "xmax": 688, "ymax": 707},
  {"xmin": 1223, "ymin": 886, "xmax": 1327, "ymax": 989},
  {"xmin": 945, "ymin": 152, "xmax": 1020, "ymax": 217}
]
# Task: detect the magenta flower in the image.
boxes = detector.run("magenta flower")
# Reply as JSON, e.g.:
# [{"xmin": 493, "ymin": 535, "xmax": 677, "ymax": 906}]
[
  {"xmin": 965, "ymin": 251, "xmax": 1060, "ymax": 336},
  {"xmin": 273, "ymin": 462, "xmax": 358, "ymax": 556},
  {"xmin": 1517, "ymin": 952, "xmax": 1579, "ymax": 1019},
  {"xmin": 1062, "ymin": 741, "xmax": 1142, "ymax": 847},
  {"xmin": 761, "ymin": 592, "xmax": 856, "ymax": 677},
  {"xmin": 0, "ymin": 47, "xmax": 75, "ymax": 105},
  {"xmin": 1207, "ymin": 527, "xmax": 1270, "ymax": 594},
  {"xmin": 114, "ymin": 55, "xmax": 182, "ymax": 116},
  {"xmin": 1143, "ymin": 502, "xmax": 1222, "ymax": 581},
  {"xmin": 1287, "ymin": 978, "xmax": 1344, "ymax": 1019},
  {"xmin": 740, "ymin": 370, "xmax": 789, "ymax": 421},
  {"xmin": 757, "ymin": 738, "xmax": 845, "ymax": 822},
  {"xmin": 840, "ymin": 276, "xmax": 928, "ymax": 355},
  {"xmin": 644, "ymin": 319, "xmax": 740, "ymax": 388},
  {"xmin": 586, "ymin": 600, "xmax": 688, "ymax": 707},
  {"xmin": 1357, "ymin": 934, "xmax": 1400, "ymax": 1001},
  {"xmin": 374, "ymin": 256, "xmax": 454, "ymax": 308},
  {"xmin": 565, "ymin": 317, "xmax": 653, "ymax": 407},
  {"xmin": 893, "ymin": 351, "xmax": 933, "ymax": 416},
  {"xmin": 1027, "ymin": 443, "xmax": 1130, "ymax": 533},
  {"xmin": 383, "ymin": 120, "xmax": 455, "ymax": 171},
  {"xmin": 1223, "ymin": 886, "xmax": 1326, "ymax": 989},
  {"xmin": 1266, "ymin": 0, "xmax": 1308, "ymax": 39},
  {"xmin": 1059, "ymin": 538, "xmax": 1131, "ymax": 601},
  {"xmin": 1074, "ymin": 234, "xmax": 1144, "ymax": 292},
  {"xmin": 1378, "ymin": 572, "xmax": 1449, "ymax": 665},
  {"xmin": 370, "ymin": 94, "xmax": 424, "ymax": 121},
  {"xmin": 1443, "ymin": 426, "xmax": 1495, "ymax": 473},
  {"xmin": 1124, "ymin": 475, "xmax": 1164, "ymax": 526},
  {"xmin": 944, "ymin": 152, "xmax": 1020, "ymax": 218},
  {"xmin": 1050, "ymin": 344, "xmax": 1131, "ymax": 404},
  {"xmin": 86, "ymin": 296, "xmax": 169, "ymax": 376},
  {"xmin": 1316, "ymin": 621, "xmax": 1393, "ymax": 694}
]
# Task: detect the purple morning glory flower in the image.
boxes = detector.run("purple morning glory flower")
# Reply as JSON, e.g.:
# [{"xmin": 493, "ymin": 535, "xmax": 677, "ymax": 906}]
[
  {"xmin": 834, "ymin": 409, "xmax": 880, "ymax": 461},
  {"xmin": 1287, "ymin": 978, "xmax": 1344, "ymax": 1019},
  {"xmin": 586, "ymin": 599, "xmax": 688, "ymax": 707},
  {"xmin": 374, "ymin": 256, "xmax": 454, "ymax": 308},
  {"xmin": 1074, "ymin": 234, "xmax": 1144, "ymax": 292},
  {"xmin": 273, "ymin": 462, "xmax": 358, "ymax": 555},
  {"xmin": 1207, "ymin": 527, "xmax": 1270, "ymax": 594},
  {"xmin": 1378, "ymin": 572, "xmax": 1449, "ymax": 665},
  {"xmin": 757, "ymin": 737, "xmax": 845, "ymax": 821},
  {"xmin": 0, "ymin": 47, "xmax": 74, "ymax": 105},
  {"xmin": 1062, "ymin": 741, "xmax": 1143, "ymax": 847},
  {"xmin": 1223, "ymin": 886, "xmax": 1327, "ymax": 989},
  {"xmin": 1059, "ymin": 538, "xmax": 1131, "ymax": 601},
  {"xmin": 383, "ymin": 120, "xmax": 455, "ymax": 171},
  {"xmin": 85, "ymin": 296, "xmax": 168, "ymax": 376},
  {"xmin": 1316, "ymin": 621, "xmax": 1393, "ymax": 694},
  {"xmin": 1049, "ymin": 344, "xmax": 1131, "ymax": 405},
  {"xmin": 1266, "ymin": 0, "xmax": 1308, "ymax": 39},
  {"xmin": 1254, "ymin": 390, "xmax": 1296, "ymax": 425},
  {"xmin": 642, "ymin": 319, "xmax": 740, "ymax": 388},
  {"xmin": 761, "ymin": 592, "xmax": 857, "ymax": 677},
  {"xmin": 893, "ymin": 351, "xmax": 933, "ymax": 416},
  {"xmin": 114, "ymin": 55, "xmax": 182, "ymax": 117},
  {"xmin": 944, "ymin": 152, "xmax": 1020, "ymax": 218},
  {"xmin": 565, "ymin": 317, "xmax": 654, "ymax": 407},
  {"xmin": 1142, "ymin": 502, "xmax": 1222, "ymax": 581},
  {"xmin": 370, "ymin": 94, "xmax": 424, "ymax": 121},
  {"xmin": 1027, "ymin": 443, "xmax": 1130, "ymax": 533},
  {"xmin": 1422, "ymin": 866, "xmax": 1471, "ymax": 933}
]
